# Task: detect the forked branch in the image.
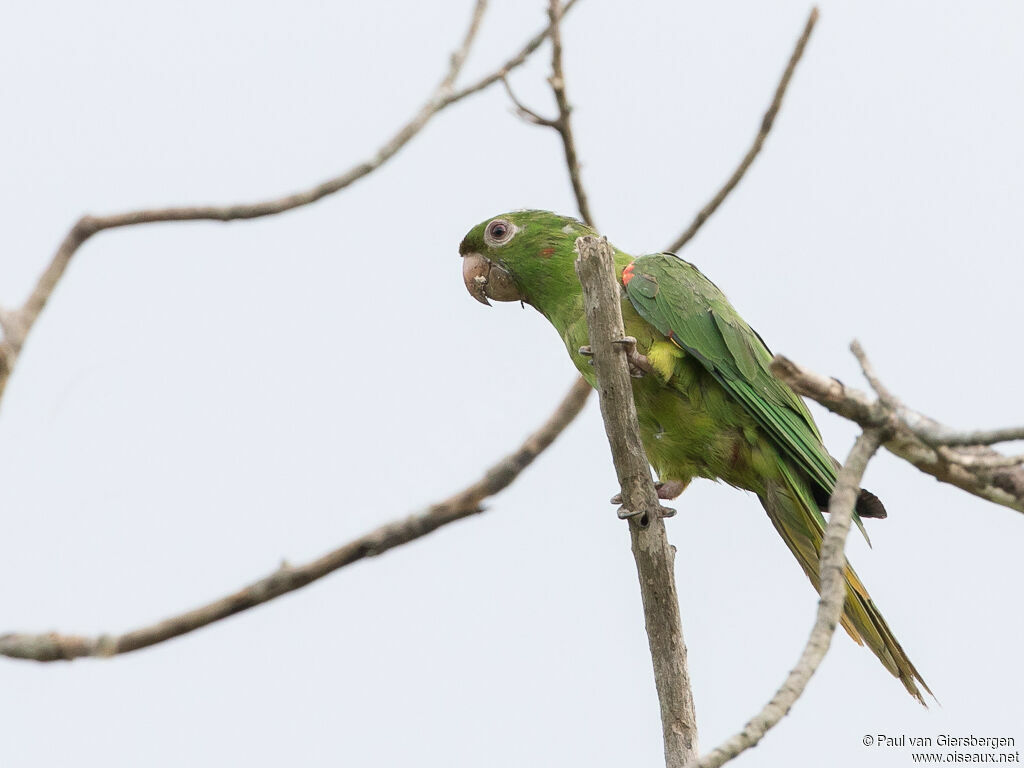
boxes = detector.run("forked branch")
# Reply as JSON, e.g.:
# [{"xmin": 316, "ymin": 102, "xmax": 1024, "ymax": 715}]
[
  {"xmin": 0, "ymin": 0, "xmax": 582, "ymax": 404},
  {"xmin": 502, "ymin": 0, "xmax": 595, "ymax": 227},
  {"xmin": 771, "ymin": 344, "xmax": 1024, "ymax": 513}
]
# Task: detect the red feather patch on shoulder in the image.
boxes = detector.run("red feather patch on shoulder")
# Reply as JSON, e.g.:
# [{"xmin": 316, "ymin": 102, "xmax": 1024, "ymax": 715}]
[
  {"xmin": 622, "ymin": 262, "xmax": 636, "ymax": 286},
  {"xmin": 540, "ymin": 247, "xmax": 555, "ymax": 258}
]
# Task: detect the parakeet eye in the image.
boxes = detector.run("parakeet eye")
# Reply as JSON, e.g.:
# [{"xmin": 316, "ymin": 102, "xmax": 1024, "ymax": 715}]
[{"xmin": 484, "ymin": 219, "xmax": 515, "ymax": 247}]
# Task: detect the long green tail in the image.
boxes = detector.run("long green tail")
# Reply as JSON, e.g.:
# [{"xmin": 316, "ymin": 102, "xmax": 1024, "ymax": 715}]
[{"xmin": 759, "ymin": 470, "xmax": 932, "ymax": 705}]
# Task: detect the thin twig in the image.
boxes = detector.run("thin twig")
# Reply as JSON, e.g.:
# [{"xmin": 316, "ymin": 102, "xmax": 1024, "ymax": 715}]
[
  {"xmin": 547, "ymin": 0, "xmax": 595, "ymax": 226},
  {"xmin": 445, "ymin": 0, "xmax": 490, "ymax": 91},
  {"xmin": 0, "ymin": 0, "xmax": 583, "ymax": 403},
  {"xmin": 851, "ymin": 339, "xmax": 904, "ymax": 413},
  {"xmin": 770, "ymin": 354, "xmax": 1024, "ymax": 513},
  {"xmin": 0, "ymin": 307, "xmax": 17, "ymax": 340},
  {"xmin": 851, "ymin": 340, "xmax": 1024, "ymax": 448},
  {"xmin": 501, "ymin": 75, "xmax": 558, "ymax": 127},
  {"xmin": 0, "ymin": 377, "xmax": 592, "ymax": 662},
  {"xmin": 665, "ymin": 7, "xmax": 818, "ymax": 253},
  {"xmin": 11, "ymin": 0, "xmax": 487, "ymax": 348},
  {"xmin": 500, "ymin": 0, "xmax": 594, "ymax": 227},
  {"xmin": 445, "ymin": 0, "xmax": 581, "ymax": 105},
  {"xmin": 574, "ymin": 235, "xmax": 697, "ymax": 768},
  {"xmin": 686, "ymin": 429, "xmax": 883, "ymax": 768}
]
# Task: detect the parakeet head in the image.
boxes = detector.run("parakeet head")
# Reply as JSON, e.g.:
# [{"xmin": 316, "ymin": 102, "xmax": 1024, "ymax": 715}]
[{"xmin": 459, "ymin": 210, "xmax": 596, "ymax": 309}]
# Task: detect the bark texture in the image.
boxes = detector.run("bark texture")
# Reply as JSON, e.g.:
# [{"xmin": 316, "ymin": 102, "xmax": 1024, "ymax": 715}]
[{"xmin": 575, "ymin": 235, "xmax": 698, "ymax": 767}]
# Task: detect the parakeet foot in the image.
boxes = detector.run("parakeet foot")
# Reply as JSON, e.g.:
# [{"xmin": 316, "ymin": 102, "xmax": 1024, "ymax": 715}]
[
  {"xmin": 653, "ymin": 479, "xmax": 687, "ymax": 499},
  {"xmin": 612, "ymin": 336, "xmax": 654, "ymax": 378},
  {"xmin": 612, "ymin": 485, "xmax": 679, "ymax": 521},
  {"xmin": 578, "ymin": 339, "xmax": 653, "ymax": 377},
  {"xmin": 610, "ymin": 480, "xmax": 686, "ymax": 505},
  {"xmin": 616, "ymin": 504, "xmax": 677, "ymax": 521}
]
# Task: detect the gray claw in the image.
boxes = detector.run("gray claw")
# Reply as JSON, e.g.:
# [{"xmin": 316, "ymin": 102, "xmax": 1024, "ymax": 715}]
[
  {"xmin": 616, "ymin": 503, "xmax": 675, "ymax": 520},
  {"xmin": 578, "ymin": 346, "xmax": 593, "ymax": 356},
  {"xmin": 612, "ymin": 336, "xmax": 652, "ymax": 378},
  {"xmin": 612, "ymin": 482, "xmax": 665, "ymax": 506}
]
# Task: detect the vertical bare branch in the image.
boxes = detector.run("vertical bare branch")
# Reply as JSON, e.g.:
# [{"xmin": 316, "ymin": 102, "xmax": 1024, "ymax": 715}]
[
  {"xmin": 665, "ymin": 8, "xmax": 819, "ymax": 253},
  {"xmin": 499, "ymin": 0, "xmax": 594, "ymax": 226},
  {"xmin": 547, "ymin": 0, "xmax": 595, "ymax": 226},
  {"xmin": 574, "ymin": 235, "xmax": 698, "ymax": 768},
  {"xmin": 686, "ymin": 428, "xmax": 884, "ymax": 768}
]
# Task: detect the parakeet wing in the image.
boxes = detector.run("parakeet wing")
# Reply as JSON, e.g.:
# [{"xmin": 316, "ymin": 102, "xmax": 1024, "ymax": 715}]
[{"xmin": 624, "ymin": 253, "xmax": 840, "ymax": 498}]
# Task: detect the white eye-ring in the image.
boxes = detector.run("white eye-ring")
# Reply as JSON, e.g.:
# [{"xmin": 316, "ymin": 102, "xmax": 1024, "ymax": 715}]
[{"xmin": 483, "ymin": 218, "xmax": 517, "ymax": 247}]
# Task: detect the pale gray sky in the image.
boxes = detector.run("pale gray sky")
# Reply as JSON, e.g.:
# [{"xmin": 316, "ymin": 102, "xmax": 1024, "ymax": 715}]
[{"xmin": 1, "ymin": 2, "xmax": 1021, "ymax": 766}]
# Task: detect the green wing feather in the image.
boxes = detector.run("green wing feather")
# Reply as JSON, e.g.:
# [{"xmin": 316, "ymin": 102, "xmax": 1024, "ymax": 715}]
[
  {"xmin": 624, "ymin": 253, "xmax": 867, "ymax": 535},
  {"xmin": 624, "ymin": 254, "xmax": 935, "ymax": 702}
]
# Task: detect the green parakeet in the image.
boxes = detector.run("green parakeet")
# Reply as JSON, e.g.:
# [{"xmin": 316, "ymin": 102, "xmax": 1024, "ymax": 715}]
[{"xmin": 459, "ymin": 209, "xmax": 930, "ymax": 704}]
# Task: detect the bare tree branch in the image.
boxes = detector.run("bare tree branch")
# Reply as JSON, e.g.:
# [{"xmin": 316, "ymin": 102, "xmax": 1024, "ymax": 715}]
[
  {"xmin": 574, "ymin": 235, "xmax": 698, "ymax": 768},
  {"xmin": 445, "ymin": 0, "xmax": 581, "ymax": 104},
  {"xmin": 500, "ymin": 0, "xmax": 595, "ymax": 227},
  {"xmin": 770, "ymin": 350, "xmax": 1024, "ymax": 513},
  {"xmin": 0, "ymin": 0, "xmax": 602, "ymax": 664},
  {"xmin": 665, "ymin": 7, "xmax": 818, "ymax": 253},
  {"xmin": 850, "ymin": 339, "xmax": 903, "ymax": 413},
  {"xmin": 501, "ymin": 75, "xmax": 558, "ymax": 127},
  {"xmin": 852, "ymin": 341, "xmax": 1024, "ymax": 448},
  {"xmin": 0, "ymin": 0, "xmax": 583, "ymax": 404},
  {"xmin": 0, "ymin": 377, "xmax": 592, "ymax": 662},
  {"xmin": 0, "ymin": 307, "xmax": 17, "ymax": 341},
  {"xmin": 920, "ymin": 425, "xmax": 1024, "ymax": 448},
  {"xmin": 687, "ymin": 429, "xmax": 884, "ymax": 768},
  {"xmin": 546, "ymin": 0, "xmax": 595, "ymax": 226},
  {"xmin": 934, "ymin": 446, "xmax": 1024, "ymax": 470}
]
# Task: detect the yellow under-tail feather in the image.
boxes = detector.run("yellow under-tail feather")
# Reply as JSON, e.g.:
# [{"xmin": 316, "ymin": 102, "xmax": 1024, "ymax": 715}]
[{"xmin": 763, "ymin": 463, "xmax": 932, "ymax": 704}]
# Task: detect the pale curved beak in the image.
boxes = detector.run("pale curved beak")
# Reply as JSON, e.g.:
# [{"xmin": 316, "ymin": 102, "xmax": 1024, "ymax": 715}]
[{"xmin": 461, "ymin": 252, "xmax": 522, "ymax": 305}]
